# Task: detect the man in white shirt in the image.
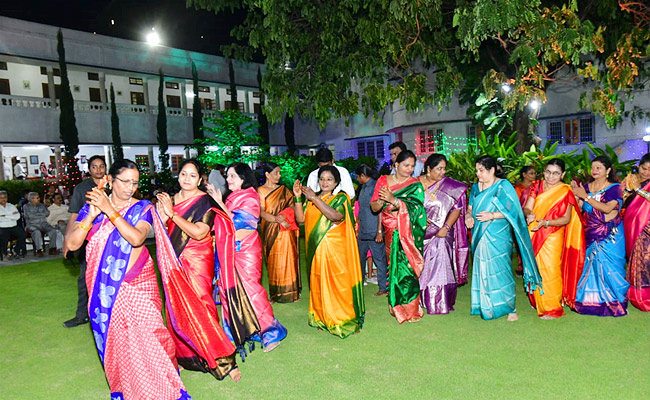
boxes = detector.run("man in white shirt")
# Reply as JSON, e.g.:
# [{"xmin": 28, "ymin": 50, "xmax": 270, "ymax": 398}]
[
  {"xmin": 389, "ymin": 142, "xmax": 424, "ymax": 177},
  {"xmin": 306, "ymin": 148, "xmax": 356, "ymax": 198},
  {"xmin": 0, "ymin": 190, "xmax": 27, "ymax": 259},
  {"xmin": 47, "ymin": 193, "xmax": 71, "ymax": 235},
  {"xmin": 13, "ymin": 159, "xmax": 26, "ymax": 180},
  {"xmin": 208, "ymin": 164, "xmax": 227, "ymax": 194}
]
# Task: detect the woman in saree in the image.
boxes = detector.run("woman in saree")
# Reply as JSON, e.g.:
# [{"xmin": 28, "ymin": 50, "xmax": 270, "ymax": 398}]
[
  {"xmin": 370, "ymin": 150, "xmax": 427, "ymax": 323},
  {"xmin": 571, "ymin": 155, "xmax": 629, "ymax": 317},
  {"xmin": 417, "ymin": 154, "xmax": 469, "ymax": 315},
  {"xmin": 523, "ymin": 158, "xmax": 585, "ymax": 319},
  {"xmin": 514, "ymin": 166, "xmax": 536, "ymax": 275},
  {"xmin": 622, "ymin": 153, "xmax": 650, "ymax": 311},
  {"xmin": 208, "ymin": 162, "xmax": 287, "ymax": 352},
  {"xmin": 258, "ymin": 162, "xmax": 301, "ymax": 303},
  {"xmin": 66, "ymin": 159, "xmax": 221, "ymax": 399},
  {"xmin": 293, "ymin": 165, "xmax": 365, "ymax": 338},
  {"xmin": 155, "ymin": 159, "xmax": 240, "ymax": 381},
  {"xmin": 465, "ymin": 156, "xmax": 542, "ymax": 321}
]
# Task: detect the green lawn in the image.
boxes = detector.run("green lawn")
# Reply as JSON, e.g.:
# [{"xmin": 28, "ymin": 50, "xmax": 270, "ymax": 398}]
[{"xmin": 1, "ymin": 251, "xmax": 649, "ymax": 399}]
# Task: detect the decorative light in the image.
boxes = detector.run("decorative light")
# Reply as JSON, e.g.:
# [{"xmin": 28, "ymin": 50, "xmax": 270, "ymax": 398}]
[
  {"xmin": 529, "ymin": 100, "xmax": 539, "ymax": 110},
  {"xmin": 643, "ymin": 135, "xmax": 650, "ymax": 142},
  {"xmin": 501, "ymin": 83, "xmax": 511, "ymax": 93},
  {"xmin": 185, "ymin": 91, "xmax": 195, "ymax": 98}
]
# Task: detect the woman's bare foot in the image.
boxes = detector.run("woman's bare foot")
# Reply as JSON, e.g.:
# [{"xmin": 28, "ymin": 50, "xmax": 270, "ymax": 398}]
[
  {"xmin": 264, "ymin": 341, "xmax": 281, "ymax": 353},
  {"xmin": 229, "ymin": 368, "xmax": 241, "ymax": 383},
  {"xmin": 507, "ymin": 313, "xmax": 518, "ymax": 322},
  {"xmin": 408, "ymin": 317, "xmax": 422, "ymax": 323}
]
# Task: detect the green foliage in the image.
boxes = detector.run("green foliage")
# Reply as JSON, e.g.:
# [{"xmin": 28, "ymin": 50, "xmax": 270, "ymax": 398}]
[
  {"xmin": 157, "ymin": 69, "xmax": 169, "ymax": 172},
  {"xmin": 189, "ymin": 0, "xmax": 646, "ymax": 135},
  {"xmin": 192, "ymin": 62, "xmax": 204, "ymax": 154},
  {"xmin": 194, "ymin": 110, "xmax": 264, "ymax": 167},
  {"xmin": 264, "ymin": 153, "xmax": 315, "ymax": 187},
  {"xmin": 337, "ymin": 156, "xmax": 379, "ymax": 178},
  {"xmin": 56, "ymin": 30, "xmax": 82, "ymax": 191},
  {"xmin": 445, "ymin": 131, "xmax": 639, "ymax": 186},
  {"xmin": 0, "ymin": 179, "xmax": 48, "ymax": 204},
  {"xmin": 110, "ymin": 84, "xmax": 124, "ymax": 162}
]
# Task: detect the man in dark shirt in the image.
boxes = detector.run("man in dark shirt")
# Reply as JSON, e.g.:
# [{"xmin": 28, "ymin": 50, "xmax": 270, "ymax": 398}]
[{"xmin": 61, "ymin": 155, "xmax": 106, "ymax": 328}]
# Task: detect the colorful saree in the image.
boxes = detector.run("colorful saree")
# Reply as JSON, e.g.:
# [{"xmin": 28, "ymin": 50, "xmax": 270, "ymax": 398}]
[
  {"xmin": 574, "ymin": 183, "xmax": 629, "ymax": 317},
  {"xmin": 623, "ymin": 179, "xmax": 650, "ymax": 311},
  {"xmin": 371, "ymin": 175, "xmax": 427, "ymax": 323},
  {"xmin": 166, "ymin": 193, "xmax": 237, "ymax": 379},
  {"xmin": 82, "ymin": 200, "xmax": 193, "ymax": 399},
  {"xmin": 304, "ymin": 192, "xmax": 365, "ymax": 338},
  {"xmin": 225, "ymin": 187, "xmax": 287, "ymax": 347},
  {"xmin": 259, "ymin": 185, "xmax": 301, "ymax": 303},
  {"xmin": 527, "ymin": 181, "xmax": 585, "ymax": 317},
  {"xmin": 469, "ymin": 180, "xmax": 542, "ymax": 320},
  {"xmin": 419, "ymin": 177, "xmax": 469, "ymax": 315}
]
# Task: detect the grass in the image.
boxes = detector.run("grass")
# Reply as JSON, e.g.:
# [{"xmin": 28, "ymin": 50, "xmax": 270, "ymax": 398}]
[{"xmin": 1, "ymin": 246, "xmax": 649, "ymax": 400}]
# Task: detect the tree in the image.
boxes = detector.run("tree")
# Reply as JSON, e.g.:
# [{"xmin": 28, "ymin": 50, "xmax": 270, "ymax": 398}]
[
  {"xmin": 257, "ymin": 66, "xmax": 270, "ymax": 145},
  {"xmin": 284, "ymin": 113, "xmax": 295, "ymax": 155},
  {"xmin": 189, "ymin": 0, "xmax": 648, "ymax": 153},
  {"xmin": 228, "ymin": 58, "xmax": 238, "ymax": 111},
  {"xmin": 157, "ymin": 69, "xmax": 169, "ymax": 172},
  {"xmin": 110, "ymin": 83, "xmax": 124, "ymax": 162},
  {"xmin": 191, "ymin": 61, "xmax": 204, "ymax": 150},
  {"xmin": 193, "ymin": 110, "xmax": 263, "ymax": 167},
  {"xmin": 56, "ymin": 29, "xmax": 82, "ymax": 191}
]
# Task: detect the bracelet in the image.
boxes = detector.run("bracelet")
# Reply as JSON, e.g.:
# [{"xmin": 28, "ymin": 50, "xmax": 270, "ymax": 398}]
[
  {"xmin": 443, "ymin": 223, "xmax": 452, "ymax": 231},
  {"xmin": 109, "ymin": 211, "xmax": 121, "ymax": 224},
  {"xmin": 294, "ymin": 196, "xmax": 303, "ymax": 203},
  {"xmin": 393, "ymin": 199, "xmax": 399, "ymax": 208},
  {"xmin": 545, "ymin": 220, "xmax": 549, "ymax": 228},
  {"xmin": 78, "ymin": 222, "xmax": 91, "ymax": 232},
  {"xmin": 638, "ymin": 189, "xmax": 649, "ymax": 199},
  {"xmin": 378, "ymin": 230, "xmax": 383, "ymax": 233}
]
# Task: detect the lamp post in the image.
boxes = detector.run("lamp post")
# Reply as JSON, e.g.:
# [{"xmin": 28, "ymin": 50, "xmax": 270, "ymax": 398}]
[{"xmin": 146, "ymin": 28, "xmax": 161, "ymax": 46}]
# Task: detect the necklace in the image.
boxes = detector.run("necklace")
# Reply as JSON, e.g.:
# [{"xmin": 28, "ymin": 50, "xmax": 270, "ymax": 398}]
[
  {"xmin": 590, "ymin": 180, "xmax": 608, "ymax": 193},
  {"xmin": 428, "ymin": 179, "xmax": 443, "ymax": 201},
  {"xmin": 392, "ymin": 175, "xmax": 408, "ymax": 185},
  {"xmin": 110, "ymin": 195, "xmax": 132, "ymax": 211}
]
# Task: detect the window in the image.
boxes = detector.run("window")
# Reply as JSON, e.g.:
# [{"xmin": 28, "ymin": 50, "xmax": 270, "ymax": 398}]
[
  {"xmin": 165, "ymin": 82, "xmax": 179, "ymax": 89},
  {"xmin": 42, "ymin": 83, "xmax": 62, "ymax": 99},
  {"xmin": 548, "ymin": 116, "xmax": 594, "ymax": 144},
  {"xmin": 198, "ymin": 86, "xmax": 210, "ymax": 93},
  {"xmin": 87, "ymin": 72, "xmax": 99, "ymax": 81},
  {"xmin": 356, "ymin": 138, "xmax": 385, "ymax": 160},
  {"xmin": 253, "ymin": 91, "xmax": 261, "ymax": 98},
  {"xmin": 129, "ymin": 77, "xmax": 143, "ymax": 85},
  {"xmin": 200, "ymin": 98, "xmax": 213, "ymax": 110},
  {"xmin": 0, "ymin": 61, "xmax": 7, "ymax": 70},
  {"xmin": 40, "ymin": 67, "xmax": 60, "ymax": 76},
  {"xmin": 466, "ymin": 125, "xmax": 479, "ymax": 146},
  {"xmin": 0, "ymin": 78, "xmax": 10, "ymax": 95},
  {"xmin": 166, "ymin": 95, "xmax": 181, "ymax": 108},
  {"xmin": 89, "ymin": 88, "xmax": 102, "ymax": 102},
  {"xmin": 253, "ymin": 103, "xmax": 262, "ymax": 114},
  {"xmin": 225, "ymin": 101, "xmax": 245, "ymax": 112},
  {"xmin": 130, "ymin": 92, "xmax": 145, "ymax": 105},
  {"xmin": 417, "ymin": 128, "xmax": 444, "ymax": 155},
  {"xmin": 171, "ymin": 155, "xmax": 183, "ymax": 173}
]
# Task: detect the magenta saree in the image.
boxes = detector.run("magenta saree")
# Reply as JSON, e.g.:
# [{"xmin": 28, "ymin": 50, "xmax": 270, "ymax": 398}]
[{"xmin": 623, "ymin": 180, "xmax": 650, "ymax": 311}]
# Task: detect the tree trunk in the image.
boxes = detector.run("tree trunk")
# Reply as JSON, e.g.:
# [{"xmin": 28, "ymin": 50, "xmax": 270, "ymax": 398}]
[
  {"xmin": 513, "ymin": 109, "xmax": 535, "ymax": 154},
  {"xmin": 284, "ymin": 114, "xmax": 296, "ymax": 155}
]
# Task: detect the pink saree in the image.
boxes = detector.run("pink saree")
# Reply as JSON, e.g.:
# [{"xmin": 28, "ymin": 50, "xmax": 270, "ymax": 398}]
[{"xmin": 623, "ymin": 180, "xmax": 650, "ymax": 311}]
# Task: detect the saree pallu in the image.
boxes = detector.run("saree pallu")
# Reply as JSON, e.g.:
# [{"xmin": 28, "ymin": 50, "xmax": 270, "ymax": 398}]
[
  {"xmin": 469, "ymin": 180, "xmax": 542, "ymax": 320},
  {"xmin": 81, "ymin": 201, "xmax": 191, "ymax": 400},
  {"xmin": 226, "ymin": 187, "xmax": 287, "ymax": 347},
  {"xmin": 527, "ymin": 182, "xmax": 585, "ymax": 317},
  {"xmin": 166, "ymin": 194, "xmax": 237, "ymax": 379},
  {"xmin": 259, "ymin": 185, "xmax": 301, "ymax": 303},
  {"xmin": 304, "ymin": 193, "xmax": 365, "ymax": 338},
  {"xmin": 623, "ymin": 180, "xmax": 650, "ymax": 311},
  {"xmin": 371, "ymin": 175, "xmax": 427, "ymax": 323},
  {"xmin": 575, "ymin": 183, "xmax": 629, "ymax": 317},
  {"xmin": 419, "ymin": 177, "xmax": 468, "ymax": 315}
]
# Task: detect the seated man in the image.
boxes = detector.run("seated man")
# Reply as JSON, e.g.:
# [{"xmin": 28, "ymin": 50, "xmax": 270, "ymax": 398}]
[
  {"xmin": 47, "ymin": 193, "xmax": 70, "ymax": 236},
  {"xmin": 23, "ymin": 192, "xmax": 62, "ymax": 257},
  {"xmin": 0, "ymin": 190, "xmax": 27, "ymax": 259}
]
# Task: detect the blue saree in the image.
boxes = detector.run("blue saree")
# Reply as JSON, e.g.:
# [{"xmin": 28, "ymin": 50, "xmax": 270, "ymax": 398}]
[{"xmin": 469, "ymin": 179, "xmax": 542, "ymax": 320}]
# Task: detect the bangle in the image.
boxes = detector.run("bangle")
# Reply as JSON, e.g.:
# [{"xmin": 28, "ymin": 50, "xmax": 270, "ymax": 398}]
[
  {"xmin": 393, "ymin": 199, "xmax": 399, "ymax": 208},
  {"xmin": 170, "ymin": 213, "xmax": 176, "ymax": 221},
  {"xmin": 294, "ymin": 196, "xmax": 303, "ymax": 203},
  {"xmin": 443, "ymin": 223, "xmax": 452, "ymax": 231},
  {"xmin": 109, "ymin": 211, "xmax": 121, "ymax": 224},
  {"xmin": 78, "ymin": 222, "xmax": 91, "ymax": 232},
  {"xmin": 378, "ymin": 230, "xmax": 383, "ymax": 233},
  {"xmin": 545, "ymin": 220, "xmax": 550, "ymax": 228}
]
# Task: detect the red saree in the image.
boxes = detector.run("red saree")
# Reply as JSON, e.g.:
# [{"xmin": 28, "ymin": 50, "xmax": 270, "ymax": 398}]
[{"xmin": 166, "ymin": 193, "xmax": 237, "ymax": 379}]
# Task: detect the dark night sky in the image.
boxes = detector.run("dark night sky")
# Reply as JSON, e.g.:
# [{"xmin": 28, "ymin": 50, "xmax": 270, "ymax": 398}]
[{"xmin": 1, "ymin": 0, "xmax": 245, "ymax": 56}]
